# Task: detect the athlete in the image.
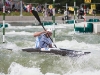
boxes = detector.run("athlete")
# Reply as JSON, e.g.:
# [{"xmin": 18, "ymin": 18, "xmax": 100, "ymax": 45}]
[{"xmin": 33, "ymin": 29, "xmax": 53, "ymax": 49}]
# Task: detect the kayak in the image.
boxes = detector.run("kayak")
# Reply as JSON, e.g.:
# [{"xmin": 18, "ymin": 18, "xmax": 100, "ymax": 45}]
[
  {"xmin": 24, "ymin": 10, "xmax": 91, "ymax": 57},
  {"xmin": 22, "ymin": 48, "xmax": 91, "ymax": 57}
]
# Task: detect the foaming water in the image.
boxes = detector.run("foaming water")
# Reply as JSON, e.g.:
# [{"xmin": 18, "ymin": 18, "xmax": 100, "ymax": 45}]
[
  {"xmin": 0, "ymin": 23, "xmax": 100, "ymax": 75},
  {"xmin": 6, "ymin": 31, "xmax": 33, "ymax": 35},
  {"xmin": 1, "ymin": 42, "xmax": 21, "ymax": 51},
  {"xmin": 0, "ymin": 53, "xmax": 100, "ymax": 75},
  {"xmin": 56, "ymin": 39, "xmax": 100, "ymax": 51},
  {"xmin": 8, "ymin": 62, "xmax": 43, "ymax": 75},
  {"xmin": 64, "ymin": 70, "xmax": 100, "ymax": 75}
]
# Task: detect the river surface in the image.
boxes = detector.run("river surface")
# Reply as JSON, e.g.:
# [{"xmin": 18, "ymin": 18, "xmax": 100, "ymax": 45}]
[{"xmin": 0, "ymin": 23, "xmax": 100, "ymax": 75}]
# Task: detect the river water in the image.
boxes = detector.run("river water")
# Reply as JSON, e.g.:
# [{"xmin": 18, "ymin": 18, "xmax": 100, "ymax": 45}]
[{"xmin": 0, "ymin": 23, "xmax": 100, "ymax": 75}]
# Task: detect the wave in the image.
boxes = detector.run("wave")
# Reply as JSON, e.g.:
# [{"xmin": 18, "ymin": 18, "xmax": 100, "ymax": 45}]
[{"xmin": 6, "ymin": 31, "xmax": 33, "ymax": 35}]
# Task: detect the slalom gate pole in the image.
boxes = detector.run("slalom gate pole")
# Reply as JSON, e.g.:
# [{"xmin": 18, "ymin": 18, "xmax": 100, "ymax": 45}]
[
  {"xmin": 53, "ymin": 0, "xmax": 56, "ymax": 43},
  {"xmin": 20, "ymin": 0, "xmax": 23, "ymax": 16},
  {"xmin": 84, "ymin": 4, "xmax": 86, "ymax": 32},
  {"xmin": 74, "ymin": 0, "xmax": 76, "ymax": 32},
  {"xmin": 3, "ymin": 0, "xmax": 5, "ymax": 43}
]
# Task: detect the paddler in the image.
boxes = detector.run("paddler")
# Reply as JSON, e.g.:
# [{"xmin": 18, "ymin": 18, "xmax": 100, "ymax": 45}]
[{"xmin": 33, "ymin": 29, "xmax": 53, "ymax": 50}]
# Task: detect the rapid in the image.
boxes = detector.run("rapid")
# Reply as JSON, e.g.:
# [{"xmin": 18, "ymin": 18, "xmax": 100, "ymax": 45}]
[{"xmin": 0, "ymin": 23, "xmax": 100, "ymax": 75}]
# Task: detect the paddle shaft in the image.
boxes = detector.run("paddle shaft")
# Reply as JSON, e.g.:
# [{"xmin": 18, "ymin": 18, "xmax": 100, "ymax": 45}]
[{"xmin": 32, "ymin": 10, "xmax": 57, "ymax": 48}]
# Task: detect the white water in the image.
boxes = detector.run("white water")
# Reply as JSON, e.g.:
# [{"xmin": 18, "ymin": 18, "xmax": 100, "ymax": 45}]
[
  {"xmin": 0, "ymin": 62, "xmax": 98, "ymax": 75},
  {"xmin": 0, "ymin": 23, "xmax": 100, "ymax": 75}
]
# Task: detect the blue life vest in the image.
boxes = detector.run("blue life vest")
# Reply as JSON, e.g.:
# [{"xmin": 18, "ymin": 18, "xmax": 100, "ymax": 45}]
[{"xmin": 35, "ymin": 34, "xmax": 52, "ymax": 49}]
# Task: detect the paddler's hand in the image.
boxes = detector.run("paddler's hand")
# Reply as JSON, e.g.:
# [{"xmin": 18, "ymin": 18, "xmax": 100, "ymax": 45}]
[{"xmin": 42, "ymin": 30, "xmax": 51, "ymax": 34}]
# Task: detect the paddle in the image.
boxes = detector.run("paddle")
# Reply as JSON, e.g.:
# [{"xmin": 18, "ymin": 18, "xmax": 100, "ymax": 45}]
[{"xmin": 32, "ymin": 10, "xmax": 57, "ymax": 48}]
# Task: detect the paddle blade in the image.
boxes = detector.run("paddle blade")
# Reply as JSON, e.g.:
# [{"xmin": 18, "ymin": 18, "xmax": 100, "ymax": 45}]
[{"xmin": 32, "ymin": 10, "xmax": 42, "ymax": 24}]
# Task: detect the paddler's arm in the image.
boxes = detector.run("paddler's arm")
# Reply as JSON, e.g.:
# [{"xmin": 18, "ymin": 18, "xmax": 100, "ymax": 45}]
[{"xmin": 33, "ymin": 31, "xmax": 47, "ymax": 37}]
